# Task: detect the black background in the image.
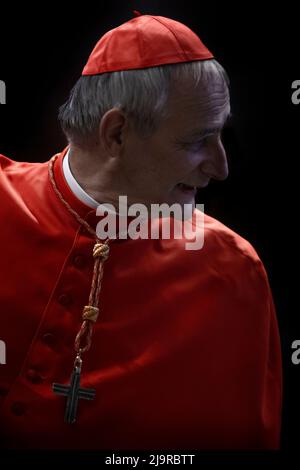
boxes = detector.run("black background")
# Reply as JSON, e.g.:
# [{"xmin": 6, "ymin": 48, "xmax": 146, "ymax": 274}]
[{"xmin": 0, "ymin": 0, "xmax": 299, "ymax": 466}]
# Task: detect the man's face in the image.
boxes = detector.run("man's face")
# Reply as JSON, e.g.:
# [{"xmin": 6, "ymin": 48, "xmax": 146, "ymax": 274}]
[{"xmin": 120, "ymin": 75, "xmax": 231, "ymax": 210}]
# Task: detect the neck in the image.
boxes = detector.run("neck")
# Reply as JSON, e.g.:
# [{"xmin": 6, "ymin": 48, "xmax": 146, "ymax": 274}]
[{"xmin": 68, "ymin": 145, "xmax": 122, "ymax": 210}]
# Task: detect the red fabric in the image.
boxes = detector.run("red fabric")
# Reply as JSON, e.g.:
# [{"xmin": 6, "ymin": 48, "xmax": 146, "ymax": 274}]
[
  {"xmin": 0, "ymin": 148, "xmax": 282, "ymax": 449},
  {"xmin": 82, "ymin": 15, "xmax": 214, "ymax": 75}
]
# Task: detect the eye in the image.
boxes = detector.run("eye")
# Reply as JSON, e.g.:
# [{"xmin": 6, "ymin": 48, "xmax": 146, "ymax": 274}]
[
  {"xmin": 189, "ymin": 137, "xmax": 209, "ymax": 150},
  {"xmin": 174, "ymin": 136, "xmax": 210, "ymax": 152}
]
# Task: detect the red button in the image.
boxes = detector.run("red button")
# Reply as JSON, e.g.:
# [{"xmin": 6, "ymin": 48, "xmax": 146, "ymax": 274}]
[
  {"xmin": 41, "ymin": 333, "xmax": 56, "ymax": 346},
  {"xmin": 72, "ymin": 254, "xmax": 86, "ymax": 268},
  {"xmin": 26, "ymin": 369, "xmax": 43, "ymax": 384},
  {"xmin": 58, "ymin": 293, "xmax": 72, "ymax": 306},
  {"xmin": 11, "ymin": 402, "xmax": 27, "ymax": 416}
]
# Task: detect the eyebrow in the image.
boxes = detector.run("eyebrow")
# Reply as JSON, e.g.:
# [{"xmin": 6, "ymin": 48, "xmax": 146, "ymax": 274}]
[{"xmin": 183, "ymin": 112, "xmax": 233, "ymax": 141}]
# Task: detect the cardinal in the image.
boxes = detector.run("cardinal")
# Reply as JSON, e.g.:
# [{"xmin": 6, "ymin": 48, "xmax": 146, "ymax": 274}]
[{"xmin": 0, "ymin": 12, "xmax": 282, "ymax": 449}]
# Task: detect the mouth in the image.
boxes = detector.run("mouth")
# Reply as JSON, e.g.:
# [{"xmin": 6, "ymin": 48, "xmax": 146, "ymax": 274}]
[{"xmin": 176, "ymin": 182, "xmax": 198, "ymax": 194}]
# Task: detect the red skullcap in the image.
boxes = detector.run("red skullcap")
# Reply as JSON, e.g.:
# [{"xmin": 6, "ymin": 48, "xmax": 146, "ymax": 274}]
[{"xmin": 82, "ymin": 13, "xmax": 214, "ymax": 75}]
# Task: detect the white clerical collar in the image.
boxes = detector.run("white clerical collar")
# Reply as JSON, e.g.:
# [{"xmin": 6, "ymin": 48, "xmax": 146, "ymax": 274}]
[{"xmin": 62, "ymin": 149, "xmax": 99, "ymax": 209}]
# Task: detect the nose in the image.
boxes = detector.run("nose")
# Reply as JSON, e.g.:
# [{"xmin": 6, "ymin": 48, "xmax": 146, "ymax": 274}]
[{"xmin": 201, "ymin": 137, "xmax": 229, "ymax": 181}]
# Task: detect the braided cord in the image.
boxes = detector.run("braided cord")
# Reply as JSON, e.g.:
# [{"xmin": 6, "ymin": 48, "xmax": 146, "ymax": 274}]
[{"xmin": 49, "ymin": 154, "xmax": 110, "ymax": 354}]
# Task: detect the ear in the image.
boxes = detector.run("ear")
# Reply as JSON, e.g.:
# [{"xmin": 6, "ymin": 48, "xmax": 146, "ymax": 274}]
[{"xmin": 99, "ymin": 108, "xmax": 128, "ymax": 157}]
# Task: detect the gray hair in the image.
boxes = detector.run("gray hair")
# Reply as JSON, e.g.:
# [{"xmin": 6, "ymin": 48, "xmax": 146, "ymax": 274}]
[{"xmin": 59, "ymin": 59, "xmax": 229, "ymax": 146}]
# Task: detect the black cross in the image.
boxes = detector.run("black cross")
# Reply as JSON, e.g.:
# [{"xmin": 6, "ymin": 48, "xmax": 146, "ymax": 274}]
[{"xmin": 52, "ymin": 359, "xmax": 96, "ymax": 424}]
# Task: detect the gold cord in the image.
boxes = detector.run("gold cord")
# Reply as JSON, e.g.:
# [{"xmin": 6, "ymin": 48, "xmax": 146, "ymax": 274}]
[{"xmin": 49, "ymin": 154, "xmax": 110, "ymax": 354}]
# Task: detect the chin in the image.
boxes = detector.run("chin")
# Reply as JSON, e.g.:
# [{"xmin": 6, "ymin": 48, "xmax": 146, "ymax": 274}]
[
  {"xmin": 168, "ymin": 185, "xmax": 197, "ymax": 204},
  {"xmin": 165, "ymin": 193, "xmax": 196, "ymax": 215},
  {"xmin": 175, "ymin": 195, "xmax": 196, "ymax": 206}
]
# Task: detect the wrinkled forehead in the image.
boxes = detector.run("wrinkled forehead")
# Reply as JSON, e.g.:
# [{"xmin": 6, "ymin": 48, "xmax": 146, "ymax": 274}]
[{"xmin": 166, "ymin": 73, "xmax": 230, "ymax": 130}]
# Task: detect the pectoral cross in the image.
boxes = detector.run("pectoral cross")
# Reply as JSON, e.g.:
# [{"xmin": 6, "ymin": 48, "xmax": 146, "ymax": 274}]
[{"xmin": 52, "ymin": 354, "xmax": 96, "ymax": 424}]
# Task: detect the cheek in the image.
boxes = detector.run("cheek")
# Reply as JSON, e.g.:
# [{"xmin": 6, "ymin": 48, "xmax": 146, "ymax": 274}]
[
  {"xmin": 123, "ymin": 141, "xmax": 152, "ymax": 176},
  {"xmin": 137, "ymin": 142, "xmax": 173, "ymax": 177},
  {"xmin": 146, "ymin": 149, "xmax": 205, "ymax": 185},
  {"xmin": 171, "ymin": 149, "xmax": 205, "ymax": 174},
  {"xmin": 125, "ymin": 143, "xmax": 168, "ymax": 184}
]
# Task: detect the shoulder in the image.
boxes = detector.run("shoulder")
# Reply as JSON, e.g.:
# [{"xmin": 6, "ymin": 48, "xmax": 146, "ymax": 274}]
[
  {"xmin": 0, "ymin": 152, "xmax": 48, "ymax": 187},
  {"xmin": 0, "ymin": 153, "xmax": 45, "ymax": 173},
  {"xmin": 202, "ymin": 210, "xmax": 261, "ymax": 262},
  {"xmin": 0, "ymin": 153, "xmax": 51, "ymax": 220},
  {"xmin": 190, "ymin": 207, "xmax": 269, "ymax": 286}
]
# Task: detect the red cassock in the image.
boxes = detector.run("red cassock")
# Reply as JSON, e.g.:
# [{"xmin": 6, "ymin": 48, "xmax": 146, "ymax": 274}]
[{"xmin": 0, "ymin": 147, "xmax": 282, "ymax": 449}]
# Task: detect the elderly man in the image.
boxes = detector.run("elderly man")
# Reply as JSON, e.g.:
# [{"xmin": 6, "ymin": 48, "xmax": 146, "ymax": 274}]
[{"xmin": 0, "ymin": 13, "xmax": 281, "ymax": 449}]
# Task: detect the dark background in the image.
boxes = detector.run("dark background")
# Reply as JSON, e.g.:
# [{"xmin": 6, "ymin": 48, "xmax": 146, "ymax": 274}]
[{"xmin": 0, "ymin": 0, "xmax": 299, "ymax": 465}]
